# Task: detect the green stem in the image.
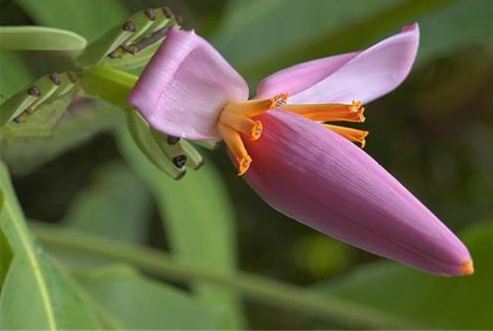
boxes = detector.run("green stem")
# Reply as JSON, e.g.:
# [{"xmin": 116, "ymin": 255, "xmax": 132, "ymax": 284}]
[
  {"xmin": 79, "ymin": 65, "xmax": 138, "ymax": 109},
  {"xmin": 31, "ymin": 222, "xmax": 420, "ymax": 329}
]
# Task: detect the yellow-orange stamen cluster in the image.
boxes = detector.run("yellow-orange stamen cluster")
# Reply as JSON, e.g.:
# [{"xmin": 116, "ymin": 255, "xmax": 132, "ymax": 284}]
[
  {"xmin": 218, "ymin": 93, "xmax": 287, "ymax": 175},
  {"xmin": 217, "ymin": 94, "xmax": 367, "ymax": 176},
  {"xmin": 325, "ymin": 124, "xmax": 369, "ymax": 148},
  {"xmin": 280, "ymin": 100, "xmax": 365, "ymax": 122}
]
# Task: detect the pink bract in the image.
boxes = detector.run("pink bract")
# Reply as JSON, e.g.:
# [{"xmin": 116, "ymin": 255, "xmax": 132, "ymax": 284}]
[
  {"xmin": 244, "ymin": 110, "xmax": 471, "ymax": 276},
  {"xmin": 129, "ymin": 28, "xmax": 249, "ymax": 140},
  {"xmin": 129, "ymin": 23, "xmax": 473, "ymax": 276}
]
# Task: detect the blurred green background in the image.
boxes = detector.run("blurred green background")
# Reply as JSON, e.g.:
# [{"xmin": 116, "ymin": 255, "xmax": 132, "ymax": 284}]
[{"xmin": 1, "ymin": 0, "xmax": 492, "ymax": 329}]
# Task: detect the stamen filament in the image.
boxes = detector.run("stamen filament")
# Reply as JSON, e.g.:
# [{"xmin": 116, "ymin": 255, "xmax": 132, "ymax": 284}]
[
  {"xmin": 325, "ymin": 124, "xmax": 369, "ymax": 148},
  {"xmin": 217, "ymin": 123, "xmax": 252, "ymax": 175},
  {"xmin": 223, "ymin": 93, "xmax": 288, "ymax": 117},
  {"xmin": 281, "ymin": 100, "xmax": 365, "ymax": 123},
  {"xmin": 219, "ymin": 111, "xmax": 263, "ymax": 140}
]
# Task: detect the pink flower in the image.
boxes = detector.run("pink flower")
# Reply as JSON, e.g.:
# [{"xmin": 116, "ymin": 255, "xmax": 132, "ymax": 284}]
[{"xmin": 129, "ymin": 25, "xmax": 473, "ymax": 276}]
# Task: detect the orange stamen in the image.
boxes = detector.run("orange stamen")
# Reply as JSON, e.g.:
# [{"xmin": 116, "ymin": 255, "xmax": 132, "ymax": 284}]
[
  {"xmin": 325, "ymin": 124, "xmax": 369, "ymax": 148},
  {"xmin": 217, "ymin": 123, "xmax": 252, "ymax": 175},
  {"xmin": 224, "ymin": 93, "xmax": 288, "ymax": 117},
  {"xmin": 219, "ymin": 111, "xmax": 263, "ymax": 140},
  {"xmin": 281, "ymin": 100, "xmax": 365, "ymax": 123},
  {"xmin": 217, "ymin": 95, "xmax": 367, "ymax": 175}
]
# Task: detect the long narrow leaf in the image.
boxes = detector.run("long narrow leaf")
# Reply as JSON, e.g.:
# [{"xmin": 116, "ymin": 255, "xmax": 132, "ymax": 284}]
[
  {"xmin": 14, "ymin": 0, "xmax": 127, "ymax": 42},
  {"xmin": 0, "ymin": 52, "xmax": 33, "ymax": 102},
  {"xmin": 117, "ymin": 129, "xmax": 245, "ymax": 329},
  {"xmin": 0, "ymin": 26, "xmax": 87, "ymax": 51},
  {"xmin": 0, "ymin": 162, "xmax": 101, "ymax": 329},
  {"xmin": 314, "ymin": 223, "xmax": 493, "ymax": 329},
  {"xmin": 73, "ymin": 265, "xmax": 224, "ymax": 329}
]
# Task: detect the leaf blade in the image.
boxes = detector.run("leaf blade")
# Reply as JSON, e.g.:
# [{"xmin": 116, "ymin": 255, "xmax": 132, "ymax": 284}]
[
  {"xmin": 117, "ymin": 129, "xmax": 245, "ymax": 328},
  {"xmin": 0, "ymin": 162, "xmax": 101, "ymax": 329},
  {"xmin": 14, "ymin": 0, "xmax": 127, "ymax": 42},
  {"xmin": 74, "ymin": 265, "xmax": 225, "ymax": 330},
  {"xmin": 63, "ymin": 162, "xmax": 152, "ymax": 244},
  {"xmin": 0, "ymin": 52, "xmax": 33, "ymax": 102},
  {"xmin": 0, "ymin": 26, "xmax": 87, "ymax": 51},
  {"xmin": 314, "ymin": 223, "xmax": 493, "ymax": 329}
]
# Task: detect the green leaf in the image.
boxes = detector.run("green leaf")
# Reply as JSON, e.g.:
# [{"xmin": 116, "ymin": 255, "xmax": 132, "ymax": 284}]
[
  {"xmin": 14, "ymin": 0, "xmax": 128, "ymax": 42},
  {"xmin": 0, "ymin": 52, "xmax": 33, "ymax": 102},
  {"xmin": 0, "ymin": 103, "xmax": 121, "ymax": 174},
  {"xmin": 117, "ymin": 130, "xmax": 245, "ymax": 328},
  {"xmin": 214, "ymin": 0, "xmax": 402, "ymax": 67},
  {"xmin": 315, "ymin": 223, "xmax": 493, "ymax": 329},
  {"xmin": 0, "ymin": 26, "xmax": 87, "ymax": 51},
  {"xmin": 212, "ymin": 0, "xmax": 462, "ymax": 84},
  {"xmin": 32, "ymin": 222, "xmax": 417, "ymax": 329},
  {"xmin": 0, "ymin": 162, "xmax": 101, "ymax": 329},
  {"xmin": 0, "ymin": 227, "xmax": 13, "ymax": 287},
  {"xmin": 418, "ymin": 0, "xmax": 493, "ymax": 63},
  {"xmin": 64, "ymin": 162, "xmax": 152, "ymax": 244},
  {"xmin": 73, "ymin": 265, "xmax": 225, "ymax": 330}
]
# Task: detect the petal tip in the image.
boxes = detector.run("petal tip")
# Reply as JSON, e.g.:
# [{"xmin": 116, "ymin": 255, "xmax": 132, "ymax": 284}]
[
  {"xmin": 401, "ymin": 22, "xmax": 419, "ymax": 33},
  {"xmin": 460, "ymin": 259, "xmax": 474, "ymax": 276},
  {"xmin": 168, "ymin": 26, "xmax": 196, "ymax": 40}
]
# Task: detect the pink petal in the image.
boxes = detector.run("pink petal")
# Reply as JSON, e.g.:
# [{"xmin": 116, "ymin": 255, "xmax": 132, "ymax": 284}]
[
  {"xmin": 243, "ymin": 109, "xmax": 471, "ymax": 276},
  {"xmin": 256, "ymin": 52, "xmax": 358, "ymax": 99},
  {"xmin": 257, "ymin": 24, "xmax": 419, "ymax": 105},
  {"xmin": 128, "ymin": 27, "xmax": 249, "ymax": 140}
]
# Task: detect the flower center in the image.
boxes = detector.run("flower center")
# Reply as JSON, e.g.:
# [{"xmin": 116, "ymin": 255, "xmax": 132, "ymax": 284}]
[{"xmin": 217, "ymin": 94, "xmax": 368, "ymax": 175}]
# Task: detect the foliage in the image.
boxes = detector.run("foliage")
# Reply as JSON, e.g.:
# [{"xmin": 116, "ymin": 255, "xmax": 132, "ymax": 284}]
[{"xmin": 1, "ymin": 0, "xmax": 492, "ymax": 329}]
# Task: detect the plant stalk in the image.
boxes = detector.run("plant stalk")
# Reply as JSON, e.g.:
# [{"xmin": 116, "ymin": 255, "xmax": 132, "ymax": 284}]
[
  {"xmin": 31, "ymin": 222, "xmax": 421, "ymax": 329},
  {"xmin": 79, "ymin": 65, "xmax": 138, "ymax": 110}
]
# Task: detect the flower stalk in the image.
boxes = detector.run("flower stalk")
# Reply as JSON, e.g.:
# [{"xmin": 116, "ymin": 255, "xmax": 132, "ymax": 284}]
[
  {"xmin": 31, "ymin": 222, "xmax": 421, "ymax": 329},
  {"xmin": 80, "ymin": 65, "xmax": 138, "ymax": 110}
]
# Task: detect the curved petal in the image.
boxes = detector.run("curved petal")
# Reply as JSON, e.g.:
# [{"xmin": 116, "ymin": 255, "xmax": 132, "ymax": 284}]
[
  {"xmin": 243, "ymin": 110, "xmax": 472, "ymax": 276},
  {"xmin": 129, "ymin": 27, "xmax": 249, "ymax": 140},
  {"xmin": 284, "ymin": 23, "xmax": 419, "ymax": 104},
  {"xmin": 256, "ymin": 52, "xmax": 358, "ymax": 99}
]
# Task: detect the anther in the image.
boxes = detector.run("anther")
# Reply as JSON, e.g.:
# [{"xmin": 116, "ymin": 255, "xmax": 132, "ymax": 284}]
[
  {"xmin": 325, "ymin": 124, "xmax": 369, "ymax": 148},
  {"xmin": 351, "ymin": 101, "xmax": 361, "ymax": 112},
  {"xmin": 237, "ymin": 155, "xmax": 252, "ymax": 176},
  {"xmin": 224, "ymin": 93, "xmax": 288, "ymax": 117},
  {"xmin": 173, "ymin": 155, "xmax": 187, "ymax": 168},
  {"xmin": 27, "ymin": 85, "xmax": 41, "ymax": 97},
  {"xmin": 144, "ymin": 8, "xmax": 156, "ymax": 21},
  {"xmin": 219, "ymin": 111, "xmax": 263, "ymax": 140},
  {"xmin": 236, "ymin": 154, "xmax": 252, "ymax": 176},
  {"xmin": 175, "ymin": 14, "xmax": 183, "ymax": 25},
  {"xmin": 251, "ymin": 121, "xmax": 263, "ymax": 140},
  {"xmin": 122, "ymin": 20, "xmax": 136, "ymax": 32},
  {"xmin": 274, "ymin": 93, "xmax": 288, "ymax": 107},
  {"xmin": 167, "ymin": 135, "xmax": 180, "ymax": 145},
  {"xmin": 218, "ymin": 124, "xmax": 252, "ymax": 175},
  {"xmin": 49, "ymin": 72, "xmax": 61, "ymax": 86},
  {"xmin": 162, "ymin": 7, "xmax": 173, "ymax": 18}
]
